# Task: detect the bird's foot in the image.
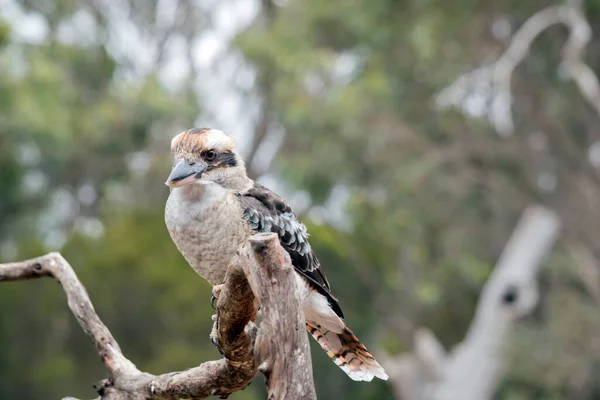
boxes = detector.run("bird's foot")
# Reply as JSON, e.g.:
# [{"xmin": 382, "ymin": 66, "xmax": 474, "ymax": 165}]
[
  {"xmin": 209, "ymin": 284, "xmax": 224, "ymax": 355},
  {"xmin": 210, "ymin": 314, "xmax": 224, "ymax": 355},
  {"xmin": 211, "ymin": 284, "xmax": 223, "ymax": 309}
]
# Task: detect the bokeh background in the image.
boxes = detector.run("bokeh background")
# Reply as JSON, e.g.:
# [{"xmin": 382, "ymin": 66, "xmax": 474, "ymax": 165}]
[{"xmin": 1, "ymin": 0, "xmax": 600, "ymax": 399}]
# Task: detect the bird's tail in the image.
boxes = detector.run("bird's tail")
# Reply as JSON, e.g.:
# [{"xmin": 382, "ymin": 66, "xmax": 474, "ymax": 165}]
[{"xmin": 307, "ymin": 323, "xmax": 388, "ymax": 382}]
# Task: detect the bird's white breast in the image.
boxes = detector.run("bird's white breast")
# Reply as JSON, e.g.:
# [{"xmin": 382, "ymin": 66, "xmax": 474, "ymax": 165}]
[{"xmin": 165, "ymin": 183, "xmax": 251, "ymax": 285}]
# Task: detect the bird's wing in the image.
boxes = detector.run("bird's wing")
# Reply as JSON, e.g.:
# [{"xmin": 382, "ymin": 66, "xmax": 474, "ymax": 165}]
[{"xmin": 237, "ymin": 182, "xmax": 343, "ymax": 318}]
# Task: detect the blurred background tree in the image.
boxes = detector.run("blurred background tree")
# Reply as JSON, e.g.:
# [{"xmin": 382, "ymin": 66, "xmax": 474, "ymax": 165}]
[{"xmin": 0, "ymin": 0, "xmax": 599, "ymax": 399}]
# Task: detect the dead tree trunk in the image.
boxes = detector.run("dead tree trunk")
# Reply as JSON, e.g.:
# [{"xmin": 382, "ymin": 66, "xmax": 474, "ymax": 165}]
[
  {"xmin": 381, "ymin": 205, "xmax": 560, "ymax": 400},
  {"xmin": 0, "ymin": 232, "xmax": 316, "ymax": 400}
]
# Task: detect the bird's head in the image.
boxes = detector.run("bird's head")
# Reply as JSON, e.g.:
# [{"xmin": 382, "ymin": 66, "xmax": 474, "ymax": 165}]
[{"xmin": 166, "ymin": 128, "xmax": 249, "ymax": 190}]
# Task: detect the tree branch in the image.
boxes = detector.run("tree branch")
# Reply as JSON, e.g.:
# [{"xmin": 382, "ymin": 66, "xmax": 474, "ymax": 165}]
[
  {"xmin": 245, "ymin": 234, "xmax": 316, "ymax": 400},
  {"xmin": 0, "ymin": 233, "xmax": 316, "ymax": 400},
  {"xmin": 435, "ymin": 0, "xmax": 599, "ymax": 136},
  {"xmin": 0, "ymin": 253, "xmax": 141, "ymax": 381}
]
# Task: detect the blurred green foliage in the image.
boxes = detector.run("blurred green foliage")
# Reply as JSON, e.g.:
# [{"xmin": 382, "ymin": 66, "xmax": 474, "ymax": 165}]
[{"xmin": 1, "ymin": 0, "xmax": 600, "ymax": 399}]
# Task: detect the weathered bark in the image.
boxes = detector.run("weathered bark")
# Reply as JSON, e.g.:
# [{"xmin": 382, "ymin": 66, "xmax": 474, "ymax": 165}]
[
  {"xmin": 244, "ymin": 234, "xmax": 316, "ymax": 400},
  {"xmin": 0, "ymin": 232, "xmax": 316, "ymax": 400}
]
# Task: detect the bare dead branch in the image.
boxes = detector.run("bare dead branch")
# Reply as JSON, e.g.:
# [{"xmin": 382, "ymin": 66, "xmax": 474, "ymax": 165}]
[
  {"xmin": 0, "ymin": 253, "xmax": 141, "ymax": 380},
  {"xmin": 0, "ymin": 233, "xmax": 316, "ymax": 400},
  {"xmin": 436, "ymin": 0, "xmax": 600, "ymax": 136},
  {"xmin": 244, "ymin": 233, "xmax": 316, "ymax": 400}
]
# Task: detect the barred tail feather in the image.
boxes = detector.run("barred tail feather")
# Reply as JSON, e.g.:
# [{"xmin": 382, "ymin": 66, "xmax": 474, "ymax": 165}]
[{"xmin": 307, "ymin": 323, "xmax": 389, "ymax": 382}]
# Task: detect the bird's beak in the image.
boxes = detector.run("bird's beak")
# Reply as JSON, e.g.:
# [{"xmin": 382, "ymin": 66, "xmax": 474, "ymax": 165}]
[{"xmin": 165, "ymin": 161, "xmax": 205, "ymax": 188}]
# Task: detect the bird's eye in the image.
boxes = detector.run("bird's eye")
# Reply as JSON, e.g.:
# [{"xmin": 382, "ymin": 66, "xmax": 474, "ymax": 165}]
[{"xmin": 205, "ymin": 150, "xmax": 217, "ymax": 161}]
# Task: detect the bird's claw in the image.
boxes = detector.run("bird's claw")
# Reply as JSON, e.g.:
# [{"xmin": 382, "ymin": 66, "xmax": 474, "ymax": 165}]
[
  {"xmin": 210, "ymin": 335, "xmax": 224, "ymax": 355},
  {"xmin": 209, "ymin": 284, "xmax": 224, "ymax": 354},
  {"xmin": 210, "ymin": 312, "xmax": 224, "ymax": 355},
  {"xmin": 211, "ymin": 284, "xmax": 223, "ymax": 310}
]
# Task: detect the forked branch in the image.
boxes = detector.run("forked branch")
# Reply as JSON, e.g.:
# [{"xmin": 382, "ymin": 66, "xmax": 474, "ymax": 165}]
[{"xmin": 0, "ymin": 232, "xmax": 316, "ymax": 400}]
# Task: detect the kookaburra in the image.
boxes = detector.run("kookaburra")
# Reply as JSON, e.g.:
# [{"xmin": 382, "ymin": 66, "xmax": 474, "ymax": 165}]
[{"xmin": 164, "ymin": 128, "xmax": 388, "ymax": 382}]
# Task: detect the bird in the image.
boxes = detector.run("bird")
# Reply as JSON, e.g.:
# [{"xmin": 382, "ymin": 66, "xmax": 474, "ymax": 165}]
[{"xmin": 164, "ymin": 127, "xmax": 388, "ymax": 382}]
